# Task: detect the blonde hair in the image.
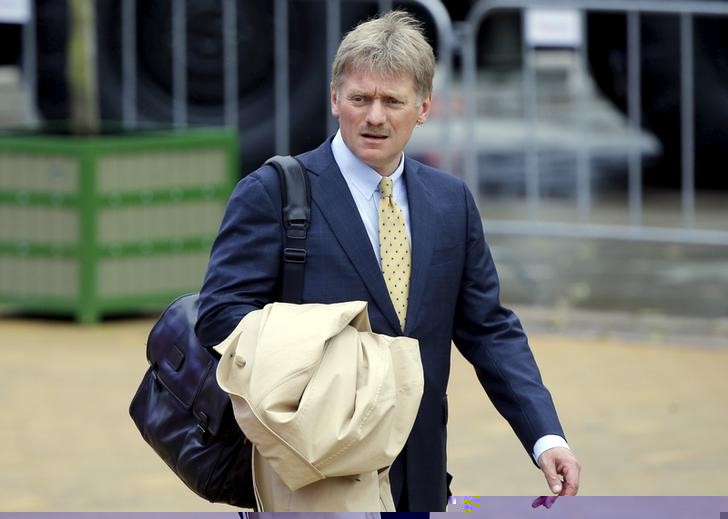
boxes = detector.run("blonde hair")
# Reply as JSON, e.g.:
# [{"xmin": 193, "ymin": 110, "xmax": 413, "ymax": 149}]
[{"xmin": 331, "ymin": 10, "xmax": 435, "ymax": 103}]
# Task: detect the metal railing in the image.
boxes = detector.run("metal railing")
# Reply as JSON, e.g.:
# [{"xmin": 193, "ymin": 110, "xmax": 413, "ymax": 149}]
[
  {"xmin": 461, "ymin": 0, "xmax": 728, "ymax": 246},
  {"xmin": 19, "ymin": 0, "xmax": 456, "ymax": 171},
  {"xmin": 16, "ymin": 0, "xmax": 728, "ymax": 246}
]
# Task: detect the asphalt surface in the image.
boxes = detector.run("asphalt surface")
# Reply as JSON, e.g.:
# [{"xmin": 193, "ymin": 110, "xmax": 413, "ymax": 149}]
[
  {"xmin": 487, "ymin": 228, "xmax": 728, "ymax": 322},
  {"xmin": 1, "ymin": 308, "xmax": 726, "ymax": 511}
]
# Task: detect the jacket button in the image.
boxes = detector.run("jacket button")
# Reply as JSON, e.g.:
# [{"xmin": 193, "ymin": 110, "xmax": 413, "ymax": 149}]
[{"xmin": 234, "ymin": 355, "xmax": 246, "ymax": 368}]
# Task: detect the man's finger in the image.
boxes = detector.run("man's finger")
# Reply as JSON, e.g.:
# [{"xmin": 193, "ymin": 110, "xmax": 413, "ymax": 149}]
[
  {"xmin": 560, "ymin": 463, "xmax": 580, "ymax": 496},
  {"xmin": 540, "ymin": 458, "xmax": 563, "ymax": 494},
  {"xmin": 538, "ymin": 447, "xmax": 581, "ymax": 496},
  {"xmin": 546, "ymin": 473, "xmax": 563, "ymax": 494}
]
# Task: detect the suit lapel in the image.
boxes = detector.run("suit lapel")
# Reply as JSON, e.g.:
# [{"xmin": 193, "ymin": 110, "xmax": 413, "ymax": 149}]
[
  {"xmin": 403, "ymin": 157, "xmax": 436, "ymax": 335},
  {"xmin": 303, "ymin": 141, "xmax": 402, "ymax": 333}
]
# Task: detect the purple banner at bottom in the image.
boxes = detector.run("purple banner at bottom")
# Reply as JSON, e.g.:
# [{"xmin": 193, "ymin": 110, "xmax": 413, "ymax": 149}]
[
  {"xmin": 0, "ymin": 501, "xmax": 726, "ymax": 517},
  {"xmin": 445, "ymin": 496, "xmax": 728, "ymax": 517}
]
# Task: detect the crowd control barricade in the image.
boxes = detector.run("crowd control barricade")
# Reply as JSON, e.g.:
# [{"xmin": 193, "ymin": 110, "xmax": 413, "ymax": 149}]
[
  {"xmin": 9, "ymin": 0, "xmax": 728, "ymax": 321},
  {"xmin": 459, "ymin": 0, "xmax": 728, "ymax": 247}
]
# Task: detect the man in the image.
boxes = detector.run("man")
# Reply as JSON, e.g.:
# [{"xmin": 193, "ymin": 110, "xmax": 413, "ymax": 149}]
[{"xmin": 196, "ymin": 11, "xmax": 580, "ymax": 511}]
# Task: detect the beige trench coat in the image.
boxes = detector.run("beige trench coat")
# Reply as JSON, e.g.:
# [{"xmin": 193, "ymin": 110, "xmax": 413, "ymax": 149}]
[{"xmin": 215, "ymin": 301, "xmax": 424, "ymax": 511}]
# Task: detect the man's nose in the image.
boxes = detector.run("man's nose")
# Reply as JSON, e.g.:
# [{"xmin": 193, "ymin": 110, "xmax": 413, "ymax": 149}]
[{"xmin": 365, "ymin": 100, "xmax": 386, "ymax": 126}]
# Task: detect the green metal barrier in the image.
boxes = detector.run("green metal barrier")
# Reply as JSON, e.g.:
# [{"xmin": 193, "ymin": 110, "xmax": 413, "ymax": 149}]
[{"xmin": 0, "ymin": 129, "xmax": 237, "ymax": 323}]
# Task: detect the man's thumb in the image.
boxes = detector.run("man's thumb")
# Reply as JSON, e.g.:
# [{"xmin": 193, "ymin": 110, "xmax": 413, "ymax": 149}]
[
  {"xmin": 549, "ymin": 479, "xmax": 562, "ymax": 494},
  {"xmin": 543, "ymin": 466, "xmax": 563, "ymax": 494}
]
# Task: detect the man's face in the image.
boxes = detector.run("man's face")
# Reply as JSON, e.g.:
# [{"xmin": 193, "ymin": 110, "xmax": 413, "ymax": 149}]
[{"xmin": 331, "ymin": 68, "xmax": 431, "ymax": 176}]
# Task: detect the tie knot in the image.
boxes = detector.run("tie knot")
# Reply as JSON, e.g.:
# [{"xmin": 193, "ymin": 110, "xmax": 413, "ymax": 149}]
[{"xmin": 378, "ymin": 177, "xmax": 394, "ymax": 198}]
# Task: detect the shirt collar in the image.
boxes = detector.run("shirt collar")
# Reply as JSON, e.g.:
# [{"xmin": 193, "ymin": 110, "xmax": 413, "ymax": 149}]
[{"xmin": 331, "ymin": 129, "xmax": 405, "ymax": 200}]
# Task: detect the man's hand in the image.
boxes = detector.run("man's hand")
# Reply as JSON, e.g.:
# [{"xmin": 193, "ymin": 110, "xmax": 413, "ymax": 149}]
[{"xmin": 537, "ymin": 446, "xmax": 581, "ymax": 496}]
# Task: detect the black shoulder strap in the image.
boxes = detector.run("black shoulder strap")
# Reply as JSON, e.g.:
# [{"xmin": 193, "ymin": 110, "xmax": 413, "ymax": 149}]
[{"xmin": 264, "ymin": 155, "xmax": 311, "ymax": 304}]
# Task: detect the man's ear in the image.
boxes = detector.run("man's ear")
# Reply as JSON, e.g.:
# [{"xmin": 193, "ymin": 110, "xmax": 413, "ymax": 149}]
[
  {"xmin": 418, "ymin": 92, "xmax": 433, "ymax": 123},
  {"xmin": 330, "ymin": 85, "xmax": 340, "ymax": 118}
]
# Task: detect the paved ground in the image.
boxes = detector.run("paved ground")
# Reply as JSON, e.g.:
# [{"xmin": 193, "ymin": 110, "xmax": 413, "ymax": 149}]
[
  {"xmin": 488, "ymin": 234, "xmax": 728, "ymax": 322},
  {"xmin": 1, "ymin": 308, "xmax": 726, "ymax": 511}
]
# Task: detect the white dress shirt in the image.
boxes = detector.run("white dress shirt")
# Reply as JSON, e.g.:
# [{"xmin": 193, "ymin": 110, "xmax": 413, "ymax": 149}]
[
  {"xmin": 330, "ymin": 129, "xmax": 570, "ymax": 463},
  {"xmin": 331, "ymin": 130, "xmax": 411, "ymax": 267}
]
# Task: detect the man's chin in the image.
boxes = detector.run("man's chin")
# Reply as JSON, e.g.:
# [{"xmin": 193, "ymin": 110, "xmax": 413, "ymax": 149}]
[
  {"xmin": 355, "ymin": 151, "xmax": 386, "ymax": 168},
  {"xmin": 358, "ymin": 137, "xmax": 389, "ymax": 150}
]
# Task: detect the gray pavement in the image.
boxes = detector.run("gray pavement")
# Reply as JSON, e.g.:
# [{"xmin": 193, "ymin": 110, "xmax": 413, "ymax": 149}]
[
  {"xmin": 489, "ymin": 234, "xmax": 728, "ymax": 322},
  {"xmin": 1, "ymin": 308, "xmax": 726, "ymax": 511}
]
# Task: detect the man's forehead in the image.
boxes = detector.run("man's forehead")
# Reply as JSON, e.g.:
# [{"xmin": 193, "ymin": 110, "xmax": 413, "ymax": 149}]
[{"xmin": 340, "ymin": 67, "xmax": 416, "ymax": 94}]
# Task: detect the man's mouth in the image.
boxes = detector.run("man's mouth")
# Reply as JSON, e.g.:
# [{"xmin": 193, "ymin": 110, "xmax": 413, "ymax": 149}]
[{"xmin": 361, "ymin": 132, "xmax": 388, "ymax": 140}]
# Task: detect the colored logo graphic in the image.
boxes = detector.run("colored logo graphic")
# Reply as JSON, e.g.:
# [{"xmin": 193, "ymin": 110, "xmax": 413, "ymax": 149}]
[{"xmin": 448, "ymin": 495, "xmax": 483, "ymax": 512}]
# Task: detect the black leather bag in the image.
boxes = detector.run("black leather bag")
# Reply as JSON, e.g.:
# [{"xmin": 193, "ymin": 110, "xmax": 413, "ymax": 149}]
[
  {"xmin": 129, "ymin": 293, "xmax": 255, "ymax": 507},
  {"xmin": 129, "ymin": 156, "xmax": 310, "ymax": 508}
]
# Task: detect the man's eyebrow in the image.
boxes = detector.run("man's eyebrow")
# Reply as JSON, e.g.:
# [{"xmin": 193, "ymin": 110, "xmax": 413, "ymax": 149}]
[{"xmin": 347, "ymin": 90, "xmax": 406, "ymax": 101}]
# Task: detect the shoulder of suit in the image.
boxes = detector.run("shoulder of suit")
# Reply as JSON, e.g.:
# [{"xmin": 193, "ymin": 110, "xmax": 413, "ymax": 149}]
[
  {"xmin": 405, "ymin": 156, "xmax": 467, "ymax": 190},
  {"xmin": 239, "ymin": 161, "xmax": 288, "ymax": 191},
  {"xmin": 295, "ymin": 141, "xmax": 336, "ymax": 175},
  {"xmin": 228, "ymin": 162, "xmax": 284, "ymax": 209}
]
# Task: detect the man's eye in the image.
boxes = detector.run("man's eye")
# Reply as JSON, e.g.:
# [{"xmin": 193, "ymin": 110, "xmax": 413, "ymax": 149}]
[
  {"xmin": 351, "ymin": 96, "xmax": 365, "ymax": 103},
  {"xmin": 386, "ymin": 98, "xmax": 403, "ymax": 105}
]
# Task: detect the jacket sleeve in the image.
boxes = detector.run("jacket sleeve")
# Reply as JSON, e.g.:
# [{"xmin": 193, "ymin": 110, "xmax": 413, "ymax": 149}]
[
  {"xmin": 195, "ymin": 169, "xmax": 283, "ymax": 348},
  {"xmin": 452, "ymin": 183, "xmax": 565, "ymax": 460}
]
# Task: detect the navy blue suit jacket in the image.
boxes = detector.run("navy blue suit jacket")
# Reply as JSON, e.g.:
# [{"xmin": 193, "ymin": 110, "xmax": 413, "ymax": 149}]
[{"xmin": 196, "ymin": 137, "xmax": 565, "ymax": 511}]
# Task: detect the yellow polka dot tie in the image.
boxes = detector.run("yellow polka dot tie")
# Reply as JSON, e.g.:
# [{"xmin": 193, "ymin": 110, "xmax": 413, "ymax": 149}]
[{"xmin": 378, "ymin": 177, "xmax": 411, "ymax": 330}]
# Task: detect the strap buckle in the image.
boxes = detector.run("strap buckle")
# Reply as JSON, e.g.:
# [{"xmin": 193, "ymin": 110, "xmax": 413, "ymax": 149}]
[{"xmin": 283, "ymin": 248, "xmax": 307, "ymax": 264}]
